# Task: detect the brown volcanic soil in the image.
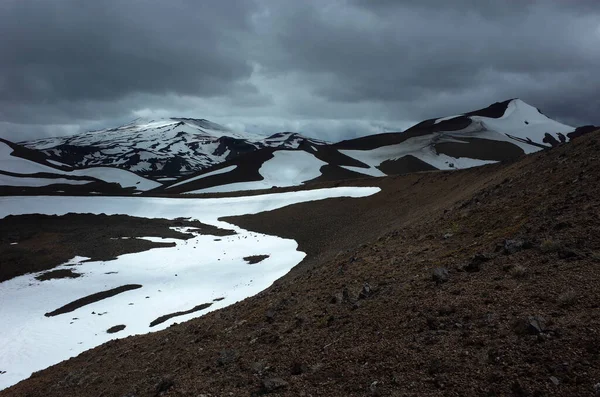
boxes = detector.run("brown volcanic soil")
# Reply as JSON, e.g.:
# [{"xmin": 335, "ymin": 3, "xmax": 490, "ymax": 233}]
[
  {"xmin": 2, "ymin": 131, "xmax": 600, "ymax": 397},
  {"xmin": 0, "ymin": 213, "xmax": 234, "ymax": 282}
]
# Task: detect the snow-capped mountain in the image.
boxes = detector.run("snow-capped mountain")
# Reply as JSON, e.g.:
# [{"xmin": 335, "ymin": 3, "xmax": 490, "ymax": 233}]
[
  {"xmin": 5, "ymin": 99, "xmax": 590, "ymax": 195},
  {"xmin": 0, "ymin": 138, "xmax": 160, "ymax": 194},
  {"xmin": 20, "ymin": 118, "xmax": 327, "ymax": 179},
  {"xmin": 158, "ymin": 99, "xmax": 580, "ymax": 194}
]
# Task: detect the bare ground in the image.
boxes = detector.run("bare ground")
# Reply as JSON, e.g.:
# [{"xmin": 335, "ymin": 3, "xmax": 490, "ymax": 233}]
[{"xmin": 2, "ymin": 131, "xmax": 600, "ymax": 396}]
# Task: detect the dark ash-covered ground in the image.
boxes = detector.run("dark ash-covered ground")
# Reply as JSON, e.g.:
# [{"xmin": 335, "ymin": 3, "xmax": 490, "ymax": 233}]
[{"xmin": 2, "ymin": 130, "xmax": 600, "ymax": 396}]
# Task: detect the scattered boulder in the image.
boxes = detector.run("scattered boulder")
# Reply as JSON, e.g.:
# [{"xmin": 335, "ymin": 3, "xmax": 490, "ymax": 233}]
[
  {"xmin": 251, "ymin": 361, "xmax": 268, "ymax": 375},
  {"xmin": 217, "ymin": 349, "xmax": 239, "ymax": 366},
  {"xmin": 265, "ymin": 310, "xmax": 275, "ymax": 323},
  {"xmin": 369, "ymin": 380, "xmax": 380, "ymax": 396},
  {"xmin": 330, "ymin": 292, "xmax": 344, "ymax": 304},
  {"xmin": 358, "ymin": 283, "xmax": 373, "ymax": 299},
  {"xmin": 260, "ymin": 377, "xmax": 288, "ymax": 393},
  {"xmin": 154, "ymin": 376, "xmax": 174, "ymax": 396},
  {"xmin": 514, "ymin": 316, "xmax": 548, "ymax": 335},
  {"xmin": 503, "ymin": 239, "xmax": 530, "ymax": 255},
  {"xmin": 549, "ymin": 376, "xmax": 560, "ymax": 386},
  {"xmin": 432, "ymin": 268, "xmax": 449, "ymax": 284},
  {"xmin": 464, "ymin": 253, "xmax": 491, "ymax": 272},
  {"xmin": 342, "ymin": 286, "xmax": 352, "ymax": 302}
]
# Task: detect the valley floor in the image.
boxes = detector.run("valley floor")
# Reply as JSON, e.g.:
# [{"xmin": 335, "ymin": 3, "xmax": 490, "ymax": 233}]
[{"xmin": 1, "ymin": 130, "xmax": 600, "ymax": 396}]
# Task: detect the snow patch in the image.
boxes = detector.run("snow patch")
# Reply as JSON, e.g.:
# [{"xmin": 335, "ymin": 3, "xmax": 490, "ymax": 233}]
[
  {"xmin": 0, "ymin": 187, "xmax": 380, "ymax": 390},
  {"xmin": 340, "ymin": 165, "xmax": 387, "ymax": 177},
  {"xmin": 0, "ymin": 174, "xmax": 92, "ymax": 187},
  {"xmin": 470, "ymin": 99, "xmax": 573, "ymax": 153},
  {"xmin": 47, "ymin": 159, "xmax": 70, "ymax": 168},
  {"xmin": 167, "ymin": 165, "xmax": 237, "ymax": 189},
  {"xmin": 340, "ymin": 134, "xmax": 497, "ymax": 172},
  {"xmin": 434, "ymin": 115, "xmax": 461, "ymax": 124},
  {"xmin": 192, "ymin": 151, "xmax": 327, "ymax": 193}
]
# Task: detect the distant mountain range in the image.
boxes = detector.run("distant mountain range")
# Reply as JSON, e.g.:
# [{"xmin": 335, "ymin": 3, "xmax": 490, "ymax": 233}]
[
  {"xmin": 19, "ymin": 118, "xmax": 327, "ymax": 179},
  {"xmin": 2, "ymin": 98, "xmax": 595, "ymax": 195}
]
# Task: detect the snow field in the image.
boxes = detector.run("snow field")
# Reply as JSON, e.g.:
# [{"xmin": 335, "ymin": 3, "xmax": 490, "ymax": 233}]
[{"xmin": 0, "ymin": 187, "xmax": 380, "ymax": 389}]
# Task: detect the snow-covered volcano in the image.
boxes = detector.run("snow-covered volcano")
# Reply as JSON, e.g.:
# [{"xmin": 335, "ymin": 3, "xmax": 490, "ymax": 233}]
[
  {"xmin": 20, "ymin": 118, "xmax": 327, "ymax": 179},
  {"xmin": 157, "ymin": 99, "xmax": 580, "ymax": 194}
]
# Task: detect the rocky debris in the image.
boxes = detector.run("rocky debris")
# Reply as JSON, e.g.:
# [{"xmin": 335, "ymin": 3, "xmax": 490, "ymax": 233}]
[
  {"xmin": 216, "ymin": 349, "xmax": 239, "ymax": 366},
  {"xmin": 503, "ymin": 239, "xmax": 532, "ymax": 255},
  {"xmin": 466, "ymin": 253, "xmax": 492, "ymax": 272},
  {"xmin": 514, "ymin": 316, "xmax": 548, "ymax": 335},
  {"xmin": 260, "ymin": 377, "xmax": 288, "ymax": 393},
  {"xmin": 330, "ymin": 292, "xmax": 344, "ymax": 304},
  {"xmin": 358, "ymin": 283, "xmax": 373, "ymax": 299},
  {"xmin": 549, "ymin": 376, "xmax": 560, "ymax": 386},
  {"xmin": 509, "ymin": 265, "xmax": 528, "ymax": 279},
  {"xmin": 594, "ymin": 382, "xmax": 600, "ymax": 396},
  {"xmin": 432, "ymin": 268, "xmax": 449, "ymax": 284},
  {"xmin": 556, "ymin": 290, "xmax": 577, "ymax": 307},
  {"xmin": 369, "ymin": 380, "xmax": 380, "ymax": 396},
  {"xmin": 265, "ymin": 310, "xmax": 275, "ymax": 323},
  {"xmin": 443, "ymin": 233, "xmax": 453, "ymax": 239},
  {"xmin": 251, "ymin": 361, "xmax": 268, "ymax": 376},
  {"xmin": 342, "ymin": 286, "xmax": 351, "ymax": 302},
  {"xmin": 154, "ymin": 376, "xmax": 174, "ymax": 396}
]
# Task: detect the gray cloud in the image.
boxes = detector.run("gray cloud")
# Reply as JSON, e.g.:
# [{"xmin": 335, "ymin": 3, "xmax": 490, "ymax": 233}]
[
  {"xmin": 0, "ymin": 0, "xmax": 256, "ymax": 112},
  {"xmin": 0, "ymin": 0, "xmax": 599, "ymax": 142}
]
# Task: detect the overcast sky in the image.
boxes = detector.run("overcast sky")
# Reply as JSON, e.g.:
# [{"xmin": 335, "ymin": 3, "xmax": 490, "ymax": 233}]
[{"xmin": 1, "ymin": 0, "xmax": 599, "ymax": 142}]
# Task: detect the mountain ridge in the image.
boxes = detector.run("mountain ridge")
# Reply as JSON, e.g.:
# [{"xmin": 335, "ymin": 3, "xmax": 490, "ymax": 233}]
[{"xmin": 3, "ymin": 98, "xmax": 596, "ymax": 196}]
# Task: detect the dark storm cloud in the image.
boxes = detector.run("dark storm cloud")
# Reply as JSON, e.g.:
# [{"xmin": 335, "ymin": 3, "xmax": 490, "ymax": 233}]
[
  {"xmin": 0, "ymin": 0, "xmax": 599, "ymax": 142},
  {"xmin": 0, "ymin": 0, "xmax": 255, "ymax": 104},
  {"xmin": 255, "ymin": 1, "xmax": 600, "ymax": 115}
]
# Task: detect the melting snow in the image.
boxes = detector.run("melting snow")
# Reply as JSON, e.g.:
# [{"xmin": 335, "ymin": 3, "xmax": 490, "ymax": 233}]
[
  {"xmin": 434, "ymin": 115, "xmax": 461, "ymax": 124},
  {"xmin": 0, "ymin": 187, "xmax": 380, "ymax": 390},
  {"xmin": 191, "ymin": 151, "xmax": 327, "ymax": 194},
  {"xmin": 46, "ymin": 159, "xmax": 70, "ymax": 168},
  {"xmin": 167, "ymin": 165, "xmax": 237, "ymax": 189},
  {"xmin": 470, "ymin": 99, "xmax": 573, "ymax": 154},
  {"xmin": 340, "ymin": 165, "xmax": 387, "ymax": 177},
  {"xmin": 340, "ymin": 134, "xmax": 497, "ymax": 172}
]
